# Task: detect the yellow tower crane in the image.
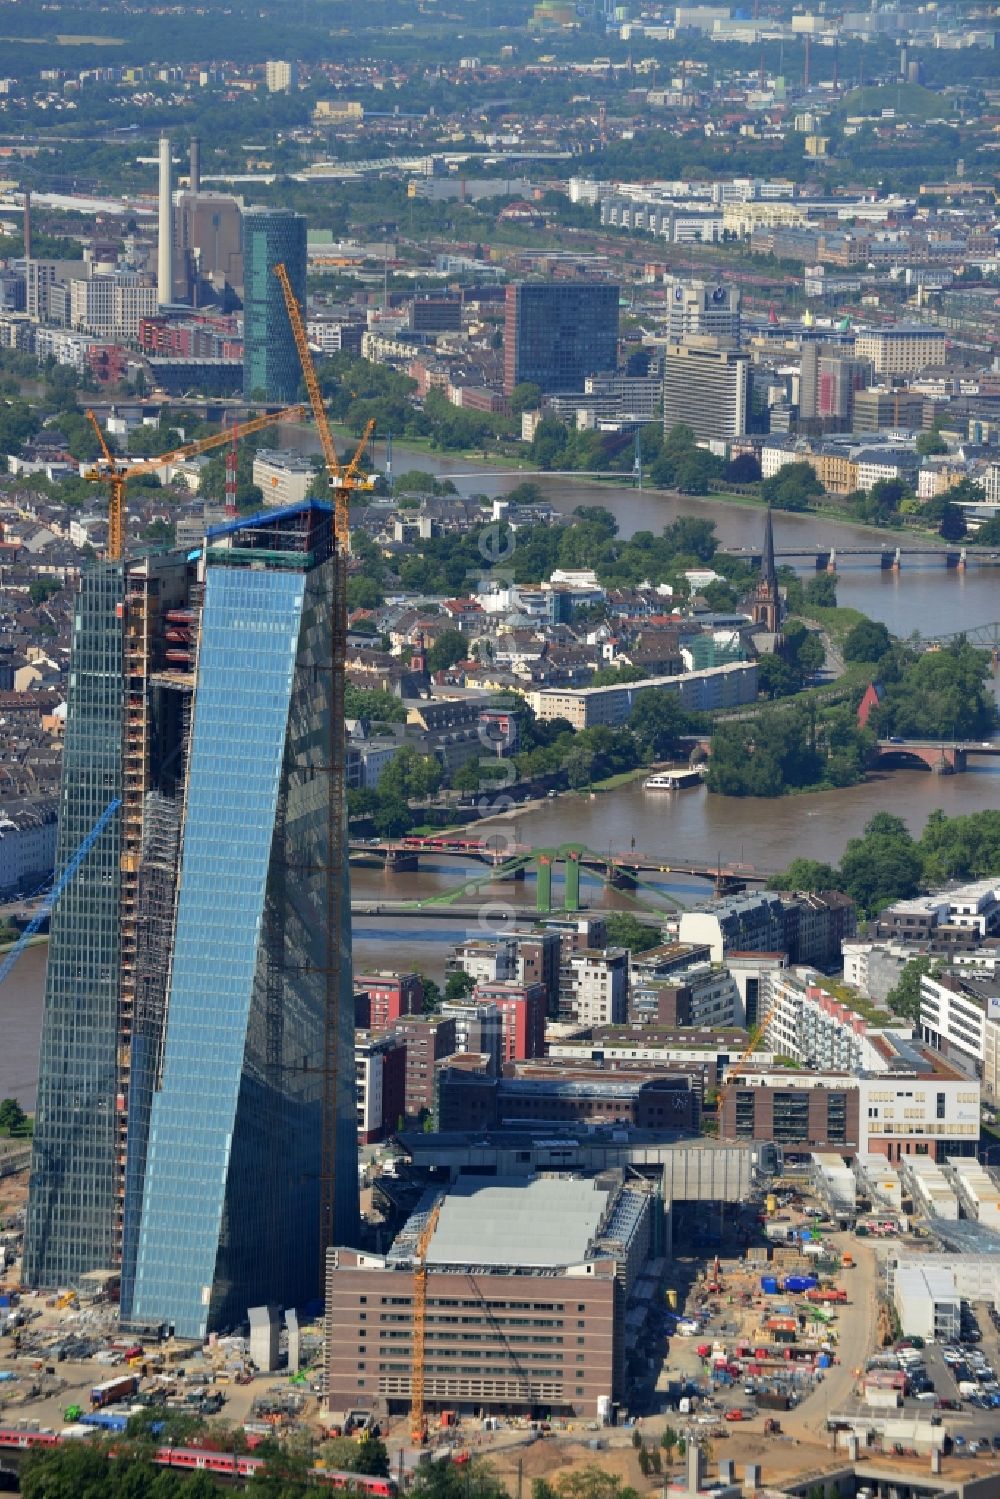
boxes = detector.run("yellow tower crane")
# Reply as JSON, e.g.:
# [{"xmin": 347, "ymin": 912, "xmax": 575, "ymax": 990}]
[
  {"xmin": 272, "ymin": 262, "xmax": 377, "ymax": 1281},
  {"xmin": 411, "ymin": 1201, "xmax": 442, "ymax": 1447},
  {"xmin": 84, "ymin": 404, "xmax": 305, "ymax": 560},
  {"xmin": 718, "ymin": 992, "xmax": 784, "ymax": 1131}
]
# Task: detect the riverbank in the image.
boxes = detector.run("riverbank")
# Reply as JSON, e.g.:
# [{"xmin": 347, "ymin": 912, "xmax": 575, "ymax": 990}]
[{"xmin": 315, "ymin": 421, "xmax": 982, "ymax": 552}]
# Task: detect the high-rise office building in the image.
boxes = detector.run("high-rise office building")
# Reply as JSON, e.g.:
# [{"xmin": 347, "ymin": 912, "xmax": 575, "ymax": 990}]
[
  {"xmin": 504, "ymin": 280, "xmax": 619, "ymax": 395},
  {"xmin": 798, "ymin": 341, "xmax": 871, "ymax": 423},
  {"xmin": 24, "ymin": 567, "xmax": 124, "ymax": 1290},
  {"xmin": 25, "ymin": 501, "xmax": 359, "ymax": 1338},
  {"xmin": 662, "ymin": 337, "xmax": 749, "ymax": 442},
  {"xmin": 242, "ymin": 208, "xmax": 306, "ymax": 403},
  {"xmin": 664, "ymin": 277, "xmax": 740, "ymax": 344}
]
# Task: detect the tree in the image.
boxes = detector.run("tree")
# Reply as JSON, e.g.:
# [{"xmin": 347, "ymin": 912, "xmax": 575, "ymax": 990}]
[
  {"xmin": 803, "ymin": 573, "xmax": 837, "ymax": 608},
  {"xmin": 427, "ymin": 630, "xmax": 468, "ymax": 673},
  {"xmin": 378, "ymin": 745, "xmax": 444, "ymax": 802},
  {"xmin": 444, "ymin": 971, "xmax": 476, "ymax": 1000},
  {"xmin": 663, "ymin": 516, "xmax": 717, "ymax": 564},
  {"xmin": 724, "ymin": 451, "xmax": 761, "ymax": 484},
  {"xmin": 317, "ymin": 1435, "xmax": 390, "ymax": 1476},
  {"xmin": 675, "ymin": 449, "xmax": 721, "ymax": 495},
  {"xmin": 605, "ymin": 914, "xmax": 662, "ymax": 954},
  {"xmin": 771, "ymin": 858, "xmax": 839, "ymax": 892},
  {"xmin": 530, "ymin": 415, "xmax": 569, "ymax": 470},
  {"xmin": 452, "ymin": 759, "xmax": 487, "ymax": 795},
  {"xmin": 761, "ymin": 461, "xmax": 823, "ymax": 512},
  {"xmin": 843, "ymin": 618, "xmax": 892, "ymax": 663},
  {"xmin": 661, "ymin": 1426, "xmax": 679, "ymax": 1464},
  {"xmin": 916, "ymin": 431, "xmax": 948, "ymax": 456},
  {"xmin": 707, "ymin": 706, "xmax": 824, "ymax": 797},
  {"xmin": 838, "ymin": 813, "xmax": 923, "ymax": 915},
  {"xmin": 628, "ymin": 689, "xmax": 690, "ymax": 759},
  {"xmin": 886, "ymin": 956, "xmax": 940, "ymax": 1022},
  {"xmin": 936, "ymin": 500, "xmax": 966, "ymax": 541},
  {"xmin": 0, "ymin": 1098, "xmax": 26, "ymax": 1134},
  {"xmin": 371, "ymin": 798, "xmax": 414, "ymax": 837},
  {"xmin": 347, "ymin": 576, "xmax": 385, "ymax": 610},
  {"xmin": 28, "ymin": 577, "xmax": 63, "ymax": 607},
  {"xmin": 509, "ymin": 381, "xmax": 542, "ymax": 416},
  {"xmin": 874, "ymin": 639, "xmax": 996, "ymax": 740},
  {"xmin": 344, "ymin": 686, "xmax": 407, "ymax": 724},
  {"xmin": 971, "ymin": 514, "xmax": 1000, "ymax": 546},
  {"xmin": 421, "ymin": 978, "xmax": 442, "ymax": 1015},
  {"xmin": 757, "ymin": 653, "xmax": 801, "ymax": 699},
  {"xmin": 564, "ymin": 741, "xmax": 597, "ymax": 788}
]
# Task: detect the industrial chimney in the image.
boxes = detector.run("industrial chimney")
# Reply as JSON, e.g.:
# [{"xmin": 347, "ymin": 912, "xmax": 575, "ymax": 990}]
[
  {"xmin": 22, "ymin": 190, "xmax": 31, "ymax": 262},
  {"xmin": 157, "ymin": 133, "xmax": 173, "ymax": 306},
  {"xmin": 189, "ymin": 136, "xmax": 201, "ymax": 194}
]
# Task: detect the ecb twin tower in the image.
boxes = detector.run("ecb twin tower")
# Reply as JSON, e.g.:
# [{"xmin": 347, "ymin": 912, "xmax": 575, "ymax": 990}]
[{"xmin": 23, "ymin": 135, "xmax": 358, "ymax": 1337}]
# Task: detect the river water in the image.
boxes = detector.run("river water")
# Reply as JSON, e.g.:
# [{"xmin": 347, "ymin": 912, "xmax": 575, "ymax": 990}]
[{"xmin": 3, "ymin": 441, "xmax": 998, "ymax": 1104}]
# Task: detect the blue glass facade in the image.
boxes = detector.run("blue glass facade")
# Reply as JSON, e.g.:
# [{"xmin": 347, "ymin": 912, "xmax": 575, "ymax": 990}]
[
  {"xmin": 24, "ymin": 564, "xmax": 123, "ymax": 1288},
  {"xmin": 242, "ymin": 208, "xmax": 306, "ymax": 404},
  {"xmin": 131, "ymin": 513, "xmax": 358, "ymax": 1338}
]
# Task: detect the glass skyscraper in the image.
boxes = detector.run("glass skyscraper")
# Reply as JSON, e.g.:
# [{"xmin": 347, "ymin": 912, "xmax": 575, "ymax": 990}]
[
  {"xmin": 242, "ymin": 207, "xmax": 307, "ymax": 404},
  {"xmin": 24, "ymin": 565, "xmax": 124, "ymax": 1289},
  {"xmin": 503, "ymin": 281, "xmax": 620, "ymax": 395},
  {"xmin": 25, "ymin": 503, "xmax": 359, "ymax": 1338}
]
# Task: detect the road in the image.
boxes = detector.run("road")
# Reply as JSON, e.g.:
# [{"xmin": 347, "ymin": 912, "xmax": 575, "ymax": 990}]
[{"xmin": 780, "ymin": 1232, "xmax": 880, "ymax": 1441}]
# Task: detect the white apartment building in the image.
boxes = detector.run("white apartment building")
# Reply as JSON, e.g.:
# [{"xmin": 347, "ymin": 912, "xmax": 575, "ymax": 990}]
[
  {"xmin": 527, "ymin": 661, "xmax": 757, "ymax": 729},
  {"xmin": 33, "ymin": 327, "xmax": 98, "ymax": 372},
  {"xmin": 568, "ymin": 948, "xmax": 629, "ymax": 1027},
  {"xmin": 678, "ymin": 892, "xmax": 785, "ymax": 964},
  {"xmin": 854, "ymin": 325, "xmax": 947, "ymax": 377},
  {"xmin": 451, "ymin": 937, "xmax": 517, "ymax": 986},
  {"xmin": 765, "ymin": 968, "xmax": 905, "ymax": 1073},
  {"xmin": 920, "ymin": 972, "xmax": 1000, "ymax": 1088},
  {"xmin": 251, "ymin": 449, "xmax": 315, "ymax": 508},
  {"xmin": 69, "ymin": 271, "xmax": 158, "ymax": 338},
  {"xmin": 265, "ymin": 59, "xmax": 298, "ymax": 92}
]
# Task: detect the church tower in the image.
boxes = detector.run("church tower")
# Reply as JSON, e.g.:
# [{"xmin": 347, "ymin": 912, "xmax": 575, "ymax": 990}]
[{"xmin": 751, "ymin": 506, "xmax": 781, "ymax": 635}]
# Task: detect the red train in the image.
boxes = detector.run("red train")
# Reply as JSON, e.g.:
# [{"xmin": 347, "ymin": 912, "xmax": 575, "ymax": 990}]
[
  {"xmin": 401, "ymin": 835, "xmax": 484, "ymax": 852},
  {"xmin": 0, "ymin": 1429, "xmax": 396, "ymax": 1493}
]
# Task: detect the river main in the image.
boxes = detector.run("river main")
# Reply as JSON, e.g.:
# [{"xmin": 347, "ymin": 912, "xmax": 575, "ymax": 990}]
[{"xmin": 3, "ymin": 442, "xmax": 997, "ymax": 1104}]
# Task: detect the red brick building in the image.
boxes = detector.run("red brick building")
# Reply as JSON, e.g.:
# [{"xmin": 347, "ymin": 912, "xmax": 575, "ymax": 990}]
[
  {"xmin": 473, "ymin": 980, "xmax": 546, "ymax": 1063},
  {"xmin": 356, "ymin": 971, "xmax": 423, "ymax": 1033}
]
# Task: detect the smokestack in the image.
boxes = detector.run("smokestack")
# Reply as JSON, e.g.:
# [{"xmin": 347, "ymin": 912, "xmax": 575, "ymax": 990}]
[
  {"xmin": 189, "ymin": 136, "xmax": 201, "ymax": 194},
  {"xmin": 22, "ymin": 190, "xmax": 31, "ymax": 262},
  {"xmin": 157, "ymin": 133, "xmax": 173, "ymax": 307},
  {"xmin": 803, "ymin": 33, "xmax": 811, "ymax": 90}
]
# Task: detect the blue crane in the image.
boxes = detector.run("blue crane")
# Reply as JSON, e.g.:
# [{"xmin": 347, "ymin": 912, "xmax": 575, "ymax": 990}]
[{"xmin": 0, "ymin": 798, "xmax": 121, "ymax": 990}]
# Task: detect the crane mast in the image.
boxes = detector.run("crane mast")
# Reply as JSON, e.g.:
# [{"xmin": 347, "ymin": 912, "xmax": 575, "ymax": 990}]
[{"xmin": 410, "ymin": 1202, "xmax": 441, "ymax": 1446}]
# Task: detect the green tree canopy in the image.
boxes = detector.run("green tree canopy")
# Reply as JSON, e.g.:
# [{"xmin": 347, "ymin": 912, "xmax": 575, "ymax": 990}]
[
  {"xmin": 843, "ymin": 618, "xmax": 892, "ymax": 663},
  {"xmin": 885, "ymin": 955, "xmax": 941, "ymax": 1022},
  {"xmin": 761, "ymin": 462, "xmax": 823, "ymax": 512},
  {"xmin": 838, "ymin": 813, "xmax": 922, "ymax": 915},
  {"xmin": 427, "ymin": 630, "xmax": 470, "ymax": 673}
]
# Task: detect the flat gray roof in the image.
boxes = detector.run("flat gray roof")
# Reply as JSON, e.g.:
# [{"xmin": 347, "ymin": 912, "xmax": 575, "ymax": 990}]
[{"xmin": 426, "ymin": 1175, "xmax": 611, "ymax": 1269}]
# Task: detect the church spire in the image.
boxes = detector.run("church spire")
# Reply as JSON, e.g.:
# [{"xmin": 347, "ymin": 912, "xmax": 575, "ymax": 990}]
[
  {"xmin": 751, "ymin": 505, "xmax": 781, "ymax": 637},
  {"xmin": 762, "ymin": 504, "xmax": 777, "ymax": 599}
]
